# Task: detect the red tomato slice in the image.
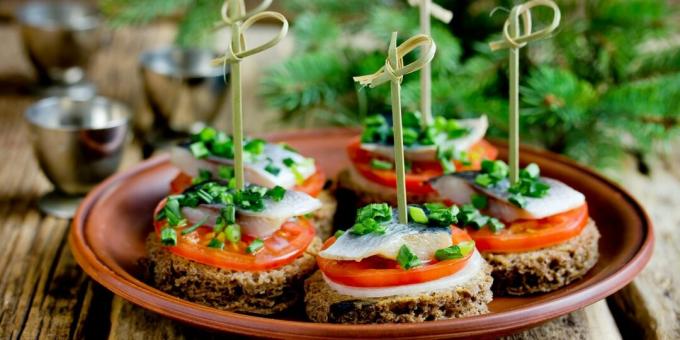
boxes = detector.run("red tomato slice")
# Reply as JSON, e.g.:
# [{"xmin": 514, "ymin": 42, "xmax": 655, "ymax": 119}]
[
  {"xmin": 347, "ymin": 137, "xmax": 498, "ymax": 194},
  {"xmin": 153, "ymin": 199, "xmax": 316, "ymax": 271},
  {"xmin": 468, "ymin": 204, "xmax": 590, "ymax": 253},
  {"xmin": 169, "ymin": 169, "xmax": 327, "ymax": 198},
  {"xmin": 317, "ymin": 227, "xmax": 474, "ymax": 287}
]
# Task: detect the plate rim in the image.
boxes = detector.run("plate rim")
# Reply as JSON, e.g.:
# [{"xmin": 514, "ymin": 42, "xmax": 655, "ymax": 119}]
[{"xmin": 69, "ymin": 128, "xmax": 654, "ymax": 339}]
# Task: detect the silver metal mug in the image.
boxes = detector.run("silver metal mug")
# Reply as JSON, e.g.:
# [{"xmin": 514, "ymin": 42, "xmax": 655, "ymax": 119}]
[
  {"xmin": 139, "ymin": 46, "xmax": 228, "ymax": 135},
  {"xmin": 25, "ymin": 96, "xmax": 130, "ymax": 196},
  {"xmin": 16, "ymin": 2, "xmax": 102, "ymax": 85}
]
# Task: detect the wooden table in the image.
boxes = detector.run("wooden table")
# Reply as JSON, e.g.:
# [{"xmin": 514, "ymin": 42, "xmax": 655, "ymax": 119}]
[{"xmin": 0, "ymin": 21, "xmax": 677, "ymax": 340}]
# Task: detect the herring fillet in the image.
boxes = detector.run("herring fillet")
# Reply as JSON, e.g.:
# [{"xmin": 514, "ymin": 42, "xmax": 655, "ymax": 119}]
[
  {"xmin": 320, "ymin": 222, "xmax": 452, "ymax": 261},
  {"xmin": 181, "ymin": 190, "xmax": 321, "ymax": 237},
  {"xmin": 170, "ymin": 143, "xmax": 316, "ymax": 189},
  {"xmin": 430, "ymin": 172, "xmax": 586, "ymax": 222},
  {"xmin": 360, "ymin": 115, "xmax": 489, "ymax": 162}
]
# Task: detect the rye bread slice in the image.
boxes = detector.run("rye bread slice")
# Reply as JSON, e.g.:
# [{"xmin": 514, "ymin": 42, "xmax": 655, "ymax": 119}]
[
  {"xmin": 145, "ymin": 234, "xmax": 322, "ymax": 315},
  {"xmin": 483, "ymin": 219, "xmax": 600, "ymax": 296},
  {"xmin": 304, "ymin": 264, "xmax": 493, "ymax": 324}
]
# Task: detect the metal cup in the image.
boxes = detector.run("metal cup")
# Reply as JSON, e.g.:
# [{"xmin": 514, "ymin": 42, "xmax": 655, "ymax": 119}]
[
  {"xmin": 16, "ymin": 1, "xmax": 102, "ymax": 85},
  {"xmin": 25, "ymin": 96, "xmax": 130, "ymax": 218},
  {"xmin": 139, "ymin": 46, "xmax": 228, "ymax": 139}
]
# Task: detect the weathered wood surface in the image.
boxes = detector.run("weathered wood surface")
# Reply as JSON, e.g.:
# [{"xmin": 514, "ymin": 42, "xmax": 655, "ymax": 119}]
[{"xmin": 0, "ymin": 20, "xmax": 672, "ymax": 340}]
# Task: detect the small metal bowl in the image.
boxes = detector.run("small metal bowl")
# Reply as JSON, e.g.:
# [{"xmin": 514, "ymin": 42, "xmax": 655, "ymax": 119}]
[
  {"xmin": 25, "ymin": 96, "xmax": 130, "ymax": 217},
  {"xmin": 139, "ymin": 46, "xmax": 228, "ymax": 137},
  {"xmin": 16, "ymin": 1, "xmax": 102, "ymax": 85}
]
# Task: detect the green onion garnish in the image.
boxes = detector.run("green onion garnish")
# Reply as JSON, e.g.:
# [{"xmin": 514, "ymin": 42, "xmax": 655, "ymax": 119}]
[
  {"xmin": 190, "ymin": 142, "xmax": 209, "ymax": 159},
  {"xmin": 246, "ymin": 239, "xmax": 264, "ymax": 254},
  {"xmin": 408, "ymin": 206, "xmax": 429, "ymax": 224},
  {"xmin": 370, "ymin": 158, "xmax": 393, "ymax": 170},
  {"xmin": 160, "ymin": 228, "xmax": 177, "ymax": 246},
  {"xmin": 181, "ymin": 216, "xmax": 208, "ymax": 235},
  {"xmin": 396, "ymin": 245, "xmax": 421, "ymax": 270},
  {"xmin": 207, "ymin": 238, "xmax": 224, "ymax": 249},
  {"xmin": 224, "ymin": 224, "xmax": 241, "ymax": 243}
]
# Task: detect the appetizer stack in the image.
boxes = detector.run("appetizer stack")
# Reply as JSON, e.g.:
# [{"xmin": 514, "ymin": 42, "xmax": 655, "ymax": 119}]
[
  {"xmin": 306, "ymin": 31, "xmax": 494, "ymax": 323},
  {"xmin": 144, "ymin": 0, "xmax": 601, "ymax": 325},
  {"xmin": 169, "ymin": 128, "xmax": 337, "ymax": 238},
  {"xmin": 430, "ymin": 160, "xmax": 599, "ymax": 295},
  {"xmin": 148, "ymin": 181, "xmax": 322, "ymax": 313}
]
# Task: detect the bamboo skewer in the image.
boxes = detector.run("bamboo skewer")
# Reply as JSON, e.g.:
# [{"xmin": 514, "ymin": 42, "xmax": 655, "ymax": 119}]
[
  {"xmin": 354, "ymin": 33, "xmax": 436, "ymax": 223},
  {"xmin": 213, "ymin": 0, "xmax": 288, "ymax": 190},
  {"xmin": 409, "ymin": 0, "xmax": 452, "ymax": 126},
  {"xmin": 489, "ymin": 0, "xmax": 560, "ymax": 184}
]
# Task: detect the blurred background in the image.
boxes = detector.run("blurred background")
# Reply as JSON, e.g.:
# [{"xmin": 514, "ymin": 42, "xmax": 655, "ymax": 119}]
[{"xmin": 0, "ymin": 0, "xmax": 677, "ymax": 175}]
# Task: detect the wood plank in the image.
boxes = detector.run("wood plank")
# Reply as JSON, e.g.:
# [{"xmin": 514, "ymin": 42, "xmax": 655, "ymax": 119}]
[
  {"xmin": 504, "ymin": 301, "xmax": 621, "ymax": 340},
  {"xmin": 609, "ymin": 147, "xmax": 680, "ymax": 339}
]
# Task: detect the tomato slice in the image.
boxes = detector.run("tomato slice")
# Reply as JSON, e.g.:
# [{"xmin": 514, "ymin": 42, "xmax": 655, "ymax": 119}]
[
  {"xmin": 468, "ymin": 204, "xmax": 590, "ymax": 253},
  {"xmin": 317, "ymin": 227, "xmax": 474, "ymax": 287},
  {"xmin": 153, "ymin": 199, "xmax": 316, "ymax": 271},
  {"xmin": 169, "ymin": 169, "xmax": 327, "ymax": 198},
  {"xmin": 347, "ymin": 137, "xmax": 498, "ymax": 194}
]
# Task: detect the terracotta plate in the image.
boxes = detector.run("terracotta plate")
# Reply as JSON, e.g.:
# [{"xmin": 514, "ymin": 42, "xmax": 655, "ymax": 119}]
[{"xmin": 70, "ymin": 128, "xmax": 653, "ymax": 339}]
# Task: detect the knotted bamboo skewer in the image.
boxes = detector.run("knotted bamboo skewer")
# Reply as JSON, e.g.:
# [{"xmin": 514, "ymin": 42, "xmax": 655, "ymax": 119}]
[
  {"xmin": 354, "ymin": 33, "xmax": 436, "ymax": 223},
  {"xmin": 408, "ymin": 0, "xmax": 452, "ymax": 126},
  {"xmin": 489, "ymin": 0, "xmax": 560, "ymax": 184},
  {"xmin": 213, "ymin": 0, "xmax": 288, "ymax": 190}
]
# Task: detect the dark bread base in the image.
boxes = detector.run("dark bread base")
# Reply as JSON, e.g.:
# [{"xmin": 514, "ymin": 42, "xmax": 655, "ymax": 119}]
[
  {"xmin": 483, "ymin": 220, "xmax": 600, "ymax": 296},
  {"xmin": 304, "ymin": 264, "xmax": 493, "ymax": 324},
  {"xmin": 145, "ymin": 234, "xmax": 322, "ymax": 315}
]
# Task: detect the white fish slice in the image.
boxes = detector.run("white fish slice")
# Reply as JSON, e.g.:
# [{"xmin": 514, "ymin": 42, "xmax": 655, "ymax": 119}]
[
  {"xmin": 170, "ymin": 143, "xmax": 316, "ymax": 189},
  {"xmin": 430, "ymin": 172, "xmax": 586, "ymax": 222},
  {"xmin": 319, "ymin": 222, "xmax": 452, "ymax": 262},
  {"xmin": 181, "ymin": 191, "xmax": 321, "ymax": 237},
  {"xmin": 360, "ymin": 115, "xmax": 488, "ymax": 162}
]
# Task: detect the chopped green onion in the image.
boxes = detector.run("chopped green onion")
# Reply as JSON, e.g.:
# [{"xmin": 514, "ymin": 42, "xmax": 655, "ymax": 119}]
[
  {"xmin": 224, "ymin": 224, "xmax": 241, "ymax": 243},
  {"xmin": 218, "ymin": 165, "xmax": 234, "ymax": 180},
  {"xmin": 246, "ymin": 239, "xmax": 264, "ymax": 253},
  {"xmin": 282, "ymin": 157, "xmax": 296, "ymax": 167},
  {"xmin": 471, "ymin": 194, "xmax": 488, "ymax": 210},
  {"xmin": 244, "ymin": 139, "xmax": 266, "ymax": 155},
  {"xmin": 521, "ymin": 163, "xmax": 540, "ymax": 179},
  {"xmin": 508, "ymin": 194, "xmax": 527, "ymax": 208},
  {"xmin": 408, "ymin": 206, "xmax": 429, "ymax": 224},
  {"xmin": 396, "ymin": 245, "xmax": 421, "ymax": 269},
  {"xmin": 474, "ymin": 174, "xmax": 493, "ymax": 187},
  {"xmin": 181, "ymin": 216, "xmax": 208, "ymax": 235},
  {"xmin": 160, "ymin": 228, "xmax": 177, "ymax": 246},
  {"xmin": 334, "ymin": 230, "xmax": 345, "ymax": 238},
  {"xmin": 193, "ymin": 169, "xmax": 212, "ymax": 184},
  {"xmin": 207, "ymin": 238, "xmax": 224, "ymax": 249},
  {"xmin": 266, "ymin": 186, "xmax": 286, "ymax": 202},
  {"xmin": 435, "ymin": 240, "xmax": 476, "ymax": 261},
  {"xmin": 190, "ymin": 142, "xmax": 209, "ymax": 159},
  {"xmin": 280, "ymin": 143, "xmax": 299, "ymax": 153},
  {"xmin": 356, "ymin": 203, "xmax": 392, "ymax": 223},
  {"xmin": 196, "ymin": 189, "xmax": 213, "ymax": 204},
  {"xmin": 350, "ymin": 218, "xmax": 387, "ymax": 235},
  {"xmin": 265, "ymin": 163, "xmax": 281, "ymax": 175},
  {"xmin": 198, "ymin": 127, "xmax": 217, "ymax": 142},
  {"xmin": 487, "ymin": 218, "xmax": 505, "ymax": 232},
  {"xmin": 221, "ymin": 204, "xmax": 236, "ymax": 224},
  {"xmin": 370, "ymin": 158, "xmax": 393, "ymax": 170}
]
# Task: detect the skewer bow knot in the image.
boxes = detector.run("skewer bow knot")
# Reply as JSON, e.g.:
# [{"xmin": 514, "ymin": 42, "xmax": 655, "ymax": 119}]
[
  {"xmin": 213, "ymin": 0, "xmax": 288, "ymax": 66},
  {"xmin": 489, "ymin": 0, "xmax": 561, "ymax": 51},
  {"xmin": 354, "ymin": 32, "xmax": 436, "ymax": 88}
]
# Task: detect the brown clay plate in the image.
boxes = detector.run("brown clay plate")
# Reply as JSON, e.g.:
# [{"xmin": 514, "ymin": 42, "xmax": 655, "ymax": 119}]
[{"xmin": 70, "ymin": 128, "xmax": 653, "ymax": 339}]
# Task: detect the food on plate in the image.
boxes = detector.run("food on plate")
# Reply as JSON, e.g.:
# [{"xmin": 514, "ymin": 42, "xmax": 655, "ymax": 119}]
[
  {"xmin": 305, "ymin": 203, "xmax": 493, "ymax": 323},
  {"xmin": 169, "ymin": 127, "xmax": 337, "ymax": 238},
  {"xmin": 430, "ymin": 160, "xmax": 600, "ymax": 295},
  {"xmin": 146, "ymin": 181, "xmax": 322, "ymax": 314},
  {"xmin": 337, "ymin": 113, "xmax": 498, "ymax": 206}
]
